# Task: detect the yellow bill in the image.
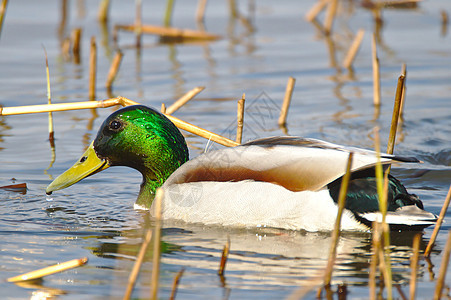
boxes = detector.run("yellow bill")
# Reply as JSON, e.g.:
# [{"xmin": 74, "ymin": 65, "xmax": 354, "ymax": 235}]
[{"xmin": 46, "ymin": 141, "xmax": 110, "ymax": 194}]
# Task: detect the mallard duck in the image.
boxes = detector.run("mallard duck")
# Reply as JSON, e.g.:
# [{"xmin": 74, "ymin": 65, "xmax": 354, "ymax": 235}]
[{"xmin": 46, "ymin": 105, "xmax": 437, "ymax": 232}]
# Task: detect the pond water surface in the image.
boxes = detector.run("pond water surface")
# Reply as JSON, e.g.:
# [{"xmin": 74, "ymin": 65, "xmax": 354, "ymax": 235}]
[{"xmin": 1, "ymin": 1, "xmax": 450, "ymax": 299}]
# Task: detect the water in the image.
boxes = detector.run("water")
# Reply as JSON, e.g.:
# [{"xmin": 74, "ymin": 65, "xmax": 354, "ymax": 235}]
[{"xmin": 1, "ymin": 0, "xmax": 450, "ymax": 299}]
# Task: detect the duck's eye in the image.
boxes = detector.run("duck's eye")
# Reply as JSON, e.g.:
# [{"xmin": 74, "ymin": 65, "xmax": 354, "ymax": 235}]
[{"xmin": 108, "ymin": 120, "xmax": 123, "ymax": 131}]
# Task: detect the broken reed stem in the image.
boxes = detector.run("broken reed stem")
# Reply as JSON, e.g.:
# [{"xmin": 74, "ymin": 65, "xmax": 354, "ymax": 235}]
[
  {"xmin": 372, "ymin": 33, "xmax": 381, "ymax": 107},
  {"xmin": 44, "ymin": 48, "xmax": 54, "ymax": 144},
  {"xmin": 399, "ymin": 64, "xmax": 407, "ymax": 123},
  {"xmin": 123, "ymin": 229, "xmax": 153, "ymax": 300},
  {"xmin": 278, "ymin": 76, "xmax": 296, "ymax": 126},
  {"xmin": 386, "ymin": 74, "xmax": 405, "ymax": 156},
  {"xmin": 425, "ymin": 184, "xmax": 451, "ymax": 258},
  {"xmin": 0, "ymin": 0, "xmax": 8, "ymax": 36},
  {"xmin": 115, "ymin": 24, "xmax": 221, "ymax": 41},
  {"xmin": 161, "ymin": 103, "xmax": 166, "ymax": 114},
  {"xmin": 218, "ymin": 236, "xmax": 231, "ymax": 276},
  {"xmin": 433, "ymin": 230, "xmax": 451, "ymax": 300},
  {"xmin": 89, "ymin": 36, "xmax": 97, "ymax": 100},
  {"xmin": 72, "ymin": 28, "xmax": 82, "ymax": 64},
  {"xmin": 324, "ymin": 0, "xmax": 338, "ymax": 35},
  {"xmin": 343, "ymin": 29, "xmax": 365, "ymax": 69},
  {"xmin": 98, "ymin": 0, "xmax": 110, "ymax": 23},
  {"xmin": 323, "ymin": 152, "xmax": 354, "ymax": 287},
  {"xmin": 305, "ymin": 0, "xmax": 328, "ymax": 22},
  {"xmin": 236, "ymin": 94, "xmax": 245, "ymax": 144},
  {"xmin": 164, "ymin": 0, "xmax": 175, "ymax": 27},
  {"xmin": 150, "ymin": 188, "xmax": 163, "ymax": 300},
  {"xmin": 106, "ymin": 50, "xmax": 123, "ymax": 90},
  {"xmin": 165, "ymin": 86, "xmax": 205, "ymax": 115},
  {"xmin": 0, "ymin": 97, "xmax": 239, "ymax": 148},
  {"xmin": 196, "ymin": 0, "xmax": 208, "ymax": 24},
  {"xmin": 409, "ymin": 233, "xmax": 421, "ymax": 300},
  {"xmin": 7, "ymin": 257, "xmax": 88, "ymax": 282},
  {"xmin": 374, "ymin": 128, "xmax": 393, "ymax": 300},
  {"xmin": 169, "ymin": 268, "xmax": 185, "ymax": 300}
]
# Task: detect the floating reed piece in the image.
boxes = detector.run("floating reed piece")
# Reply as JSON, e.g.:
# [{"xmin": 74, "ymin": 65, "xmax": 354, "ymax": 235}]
[
  {"xmin": 278, "ymin": 76, "xmax": 296, "ymax": 126},
  {"xmin": 123, "ymin": 229, "xmax": 153, "ymax": 300},
  {"xmin": 89, "ymin": 36, "xmax": 97, "ymax": 100},
  {"xmin": 324, "ymin": 0, "xmax": 338, "ymax": 35},
  {"xmin": 236, "ymin": 93, "xmax": 245, "ymax": 144},
  {"xmin": 165, "ymin": 86, "xmax": 205, "ymax": 115},
  {"xmin": 323, "ymin": 152, "xmax": 354, "ymax": 288},
  {"xmin": 169, "ymin": 268, "xmax": 185, "ymax": 300},
  {"xmin": 218, "ymin": 236, "xmax": 231, "ymax": 276},
  {"xmin": 425, "ymin": 184, "xmax": 451, "ymax": 258},
  {"xmin": 115, "ymin": 24, "xmax": 221, "ymax": 41},
  {"xmin": 372, "ymin": 33, "xmax": 381, "ymax": 107},
  {"xmin": 409, "ymin": 233, "xmax": 421, "ymax": 300},
  {"xmin": 7, "ymin": 257, "xmax": 88, "ymax": 282},
  {"xmin": 0, "ymin": 97, "xmax": 239, "ymax": 148},
  {"xmin": 433, "ymin": 230, "xmax": 451, "ymax": 300},
  {"xmin": 386, "ymin": 74, "xmax": 405, "ymax": 156},
  {"xmin": 343, "ymin": 29, "xmax": 365, "ymax": 69},
  {"xmin": 71, "ymin": 28, "xmax": 82, "ymax": 64},
  {"xmin": 97, "ymin": 0, "xmax": 110, "ymax": 23},
  {"xmin": 0, "ymin": 0, "xmax": 8, "ymax": 36},
  {"xmin": 106, "ymin": 50, "xmax": 123, "ymax": 91},
  {"xmin": 151, "ymin": 188, "xmax": 163, "ymax": 300},
  {"xmin": 305, "ymin": 0, "xmax": 328, "ymax": 22}
]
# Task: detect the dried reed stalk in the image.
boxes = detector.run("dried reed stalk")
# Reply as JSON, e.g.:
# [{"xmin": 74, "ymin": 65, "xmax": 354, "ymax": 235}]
[
  {"xmin": 372, "ymin": 33, "xmax": 381, "ymax": 107},
  {"xmin": 324, "ymin": 0, "xmax": 338, "ymax": 35},
  {"xmin": 161, "ymin": 103, "xmax": 166, "ymax": 114},
  {"xmin": 236, "ymin": 94, "xmax": 245, "ymax": 144},
  {"xmin": 89, "ymin": 36, "xmax": 97, "ymax": 100},
  {"xmin": 323, "ymin": 152, "xmax": 354, "ymax": 287},
  {"xmin": 0, "ymin": 97, "xmax": 239, "ymax": 147},
  {"xmin": 409, "ymin": 233, "xmax": 421, "ymax": 300},
  {"xmin": 425, "ymin": 184, "xmax": 451, "ymax": 258},
  {"xmin": 165, "ymin": 86, "xmax": 205, "ymax": 115},
  {"xmin": 278, "ymin": 77, "xmax": 296, "ymax": 126},
  {"xmin": 123, "ymin": 229, "xmax": 153, "ymax": 300},
  {"xmin": 343, "ymin": 29, "xmax": 365, "ymax": 69},
  {"xmin": 305, "ymin": 0, "xmax": 328, "ymax": 22},
  {"xmin": 44, "ymin": 48, "xmax": 54, "ymax": 144},
  {"xmin": 135, "ymin": 0, "xmax": 142, "ymax": 48},
  {"xmin": 218, "ymin": 236, "xmax": 231, "ymax": 276},
  {"xmin": 115, "ymin": 24, "xmax": 221, "ymax": 41},
  {"xmin": 106, "ymin": 50, "xmax": 123, "ymax": 91},
  {"xmin": 169, "ymin": 268, "xmax": 185, "ymax": 300},
  {"xmin": 399, "ymin": 64, "xmax": 407, "ymax": 122},
  {"xmin": 369, "ymin": 221, "xmax": 381, "ymax": 300},
  {"xmin": 7, "ymin": 257, "xmax": 88, "ymax": 282},
  {"xmin": 72, "ymin": 28, "xmax": 82, "ymax": 64},
  {"xmin": 164, "ymin": 0, "xmax": 175, "ymax": 27},
  {"xmin": 98, "ymin": 0, "xmax": 110, "ymax": 23},
  {"xmin": 151, "ymin": 188, "xmax": 163, "ymax": 300},
  {"xmin": 386, "ymin": 75, "xmax": 405, "ymax": 158},
  {"xmin": 196, "ymin": 0, "xmax": 208, "ymax": 24},
  {"xmin": 0, "ymin": 0, "xmax": 8, "ymax": 36},
  {"xmin": 433, "ymin": 230, "xmax": 451, "ymax": 300}
]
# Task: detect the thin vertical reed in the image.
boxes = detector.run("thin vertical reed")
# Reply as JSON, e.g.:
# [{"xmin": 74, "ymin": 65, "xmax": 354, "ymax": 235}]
[
  {"xmin": 305, "ymin": 0, "xmax": 328, "ymax": 22},
  {"xmin": 161, "ymin": 103, "xmax": 166, "ymax": 114},
  {"xmin": 218, "ymin": 236, "xmax": 230, "ymax": 276},
  {"xmin": 89, "ymin": 36, "xmax": 97, "ymax": 100},
  {"xmin": 278, "ymin": 77, "xmax": 296, "ymax": 126},
  {"xmin": 135, "ymin": 0, "xmax": 142, "ymax": 48},
  {"xmin": 123, "ymin": 229, "xmax": 153, "ymax": 300},
  {"xmin": 323, "ymin": 152, "xmax": 354, "ymax": 287},
  {"xmin": 196, "ymin": 0, "xmax": 208, "ymax": 24},
  {"xmin": 409, "ymin": 234, "xmax": 421, "ymax": 300},
  {"xmin": 169, "ymin": 268, "xmax": 185, "ymax": 300},
  {"xmin": 236, "ymin": 94, "xmax": 245, "ymax": 144},
  {"xmin": 98, "ymin": 0, "xmax": 110, "ymax": 23},
  {"xmin": 164, "ymin": 0, "xmax": 175, "ymax": 27},
  {"xmin": 106, "ymin": 50, "xmax": 123, "ymax": 90},
  {"xmin": 425, "ymin": 185, "xmax": 451, "ymax": 258},
  {"xmin": 343, "ymin": 29, "xmax": 365, "ymax": 69},
  {"xmin": 372, "ymin": 33, "xmax": 381, "ymax": 107},
  {"xmin": 151, "ymin": 188, "xmax": 163, "ymax": 300},
  {"xmin": 399, "ymin": 64, "xmax": 407, "ymax": 123},
  {"xmin": 386, "ymin": 75, "xmax": 405, "ymax": 156},
  {"xmin": 72, "ymin": 28, "xmax": 82, "ymax": 64},
  {"xmin": 165, "ymin": 86, "xmax": 205, "ymax": 115},
  {"xmin": 369, "ymin": 221, "xmax": 381, "ymax": 300},
  {"xmin": 324, "ymin": 0, "xmax": 338, "ymax": 35},
  {"xmin": 44, "ymin": 49, "xmax": 54, "ymax": 145},
  {"xmin": 0, "ymin": 0, "xmax": 8, "ymax": 37},
  {"xmin": 433, "ymin": 230, "xmax": 451, "ymax": 300}
]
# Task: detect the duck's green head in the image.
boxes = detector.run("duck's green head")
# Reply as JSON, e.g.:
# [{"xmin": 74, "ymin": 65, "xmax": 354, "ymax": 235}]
[{"xmin": 46, "ymin": 105, "xmax": 189, "ymax": 208}]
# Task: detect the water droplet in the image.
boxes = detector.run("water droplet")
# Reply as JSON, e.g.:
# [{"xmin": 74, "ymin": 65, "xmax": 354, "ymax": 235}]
[{"xmin": 46, "ymin": 194, "xmax": 53, "ymax": 202}]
